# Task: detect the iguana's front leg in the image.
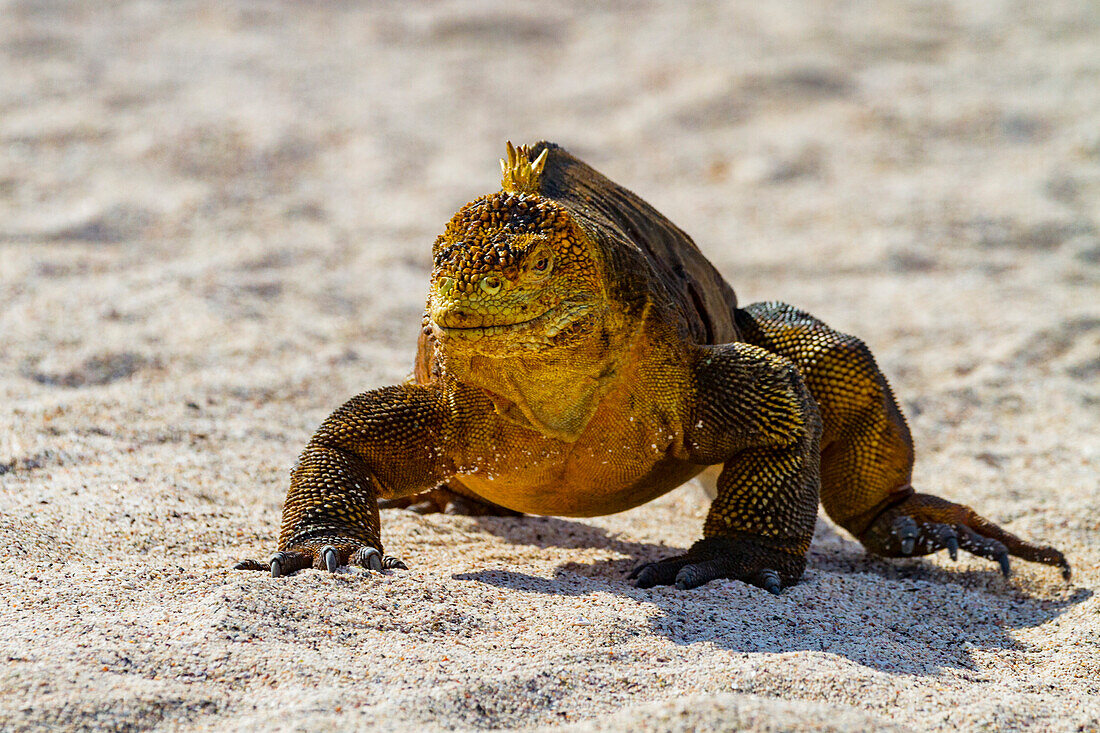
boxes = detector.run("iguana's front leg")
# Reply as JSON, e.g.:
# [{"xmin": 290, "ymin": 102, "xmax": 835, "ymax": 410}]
[
  {"xmin": 632, "ymin": 343, "xmax": 822, "ymax": 593},
  {"xmin": 235, "ymin": 384, "xmax": 460, "ymax": 576}
]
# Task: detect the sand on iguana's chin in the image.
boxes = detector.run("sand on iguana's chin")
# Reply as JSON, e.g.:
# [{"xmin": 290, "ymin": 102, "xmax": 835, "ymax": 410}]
[{"xmin": 0, "ymin": 1, "xmax": 1097, "ymax": 731}]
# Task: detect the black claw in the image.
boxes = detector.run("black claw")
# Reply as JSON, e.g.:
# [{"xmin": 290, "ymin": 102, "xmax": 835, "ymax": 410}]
[
  {"xmin": 634, "ymin": 566, "xmax": 659, "ymax": 589},
  {"xmin": 382, "ymin": 556, "xmax": 408, "ymax": 570},
  {"xmin": 233, "ymin": 559, "xmax": 266, "ymax": 571},
  {"xmin": 997, "ymin": 553, "xmax": 1011, "ymax": 578},
  {"xmin": 633, "ymin": 559, "xmax": 687, "ymax": 589},
  {"xmin": 759, "ymin": 569, "xmax": 782, "ymax": 595},
  {"xmin": 271, "ymin": 558, "xmax": 282, "ymax": 578},
  {"xmin": 946, "ymin": 535, "xmax": 959, "ymax": 561},
  {"xmin": 892, "ymin": 516, "xmax": 919, "ymax": 555},
  {"xmin": 353, "ymin": 546, "xmax": 383, "ymax": 572},
  {"xmin": 1061, "ymin": 563, "xmax": 1072, "ymax": 581},
  {"xmin": 322, "ymin": 546, "xmax": 339, "ymax": 573},
  {"xmin": 674, "ymin": 565, "xmax": 704, "ymax": 591}
]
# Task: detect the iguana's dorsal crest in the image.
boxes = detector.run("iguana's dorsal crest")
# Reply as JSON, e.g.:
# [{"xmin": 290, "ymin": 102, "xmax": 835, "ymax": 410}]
[{"xmin": 500, "ymin": 141, "xmax": 548, "ymax": 194}]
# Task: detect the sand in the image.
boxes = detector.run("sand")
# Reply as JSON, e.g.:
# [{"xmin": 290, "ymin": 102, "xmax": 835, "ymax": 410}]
[{"xmin": 1, "ymin": 1, "xmax": 1098, "ymax": 730}]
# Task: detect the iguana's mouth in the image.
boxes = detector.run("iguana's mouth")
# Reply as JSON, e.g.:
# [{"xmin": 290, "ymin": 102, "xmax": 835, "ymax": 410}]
[
  {"xmin": 435, "ymin": 312, "xmax": 548, "ymax": 332},
  {"xmin": 431, "ymin": 302, "xmax": 591, "ymax": 340}
]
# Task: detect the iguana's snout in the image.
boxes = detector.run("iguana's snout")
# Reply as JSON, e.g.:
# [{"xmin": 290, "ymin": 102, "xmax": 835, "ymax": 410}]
[{"xmin": 429, "ymin": 269, "xmax": 525, "ymax": 330}]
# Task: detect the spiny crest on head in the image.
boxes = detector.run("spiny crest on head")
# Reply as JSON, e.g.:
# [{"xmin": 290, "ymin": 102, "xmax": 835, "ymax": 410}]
[{"xmin": 500, "ymin": 141, "xmax": 548, "ymax": 195}]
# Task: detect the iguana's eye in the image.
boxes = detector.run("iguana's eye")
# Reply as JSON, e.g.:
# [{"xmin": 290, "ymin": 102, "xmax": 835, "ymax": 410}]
[{"xmin": 525, "ymin": 249, "xmax": 553, "ymax": 280}]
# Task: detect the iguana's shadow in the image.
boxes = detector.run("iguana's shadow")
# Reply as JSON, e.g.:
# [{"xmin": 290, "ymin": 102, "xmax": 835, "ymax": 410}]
[{"xmin": 452, "ymin": 514, "xmax": 1089, "ymax": 677}]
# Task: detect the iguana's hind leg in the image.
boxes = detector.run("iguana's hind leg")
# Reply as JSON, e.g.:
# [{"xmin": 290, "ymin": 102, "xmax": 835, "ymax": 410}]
[
  {"xmin": 735, "ymin": 301, "xmax": 1070, "ymax": 579},
  {"xmin": 634, "ymin": 342, "xmax": 823, "ymax": 593},
  {"xmin": 377, "ymin": 480, "xmax": 521, "ymax": 516}
]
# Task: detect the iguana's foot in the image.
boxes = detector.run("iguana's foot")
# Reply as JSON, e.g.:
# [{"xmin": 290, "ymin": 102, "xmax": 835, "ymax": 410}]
[
  {"xmin": 377, "ymin": 484, "xmax": 521, "ymax": 516},
  {"xmin": 629, "ymin": 536, "xmax": 805, "ymax": 594},
  {"xmin": 860, "ymin": 492, "xmax": 1071, "ymax": 579},
  {"xmin": 233, "ymin": 544, "xmax": 407, "ymax": 577}
]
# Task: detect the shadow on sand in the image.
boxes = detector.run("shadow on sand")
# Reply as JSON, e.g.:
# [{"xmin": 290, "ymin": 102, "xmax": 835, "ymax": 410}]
[{"xmin": 452, "ymin": 515, "xmax": 1090, "ymax": 677}]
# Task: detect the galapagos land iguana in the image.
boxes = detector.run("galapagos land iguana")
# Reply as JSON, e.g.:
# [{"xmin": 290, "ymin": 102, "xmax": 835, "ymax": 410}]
[{"xmin": 235, "ymin": 142, "xmax": 1070, "ymax": 593}]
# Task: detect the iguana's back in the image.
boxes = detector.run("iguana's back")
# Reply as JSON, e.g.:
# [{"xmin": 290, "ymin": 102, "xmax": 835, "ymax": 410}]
[{"xmin": 526, "ymin": 142, "xmax": 740, "ymax": 346}]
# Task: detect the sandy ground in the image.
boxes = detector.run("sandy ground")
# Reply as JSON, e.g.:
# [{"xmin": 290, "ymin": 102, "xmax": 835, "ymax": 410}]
[{"xmin": 1, "ymin": 1, "xmax": 1098, "ymax": 730}]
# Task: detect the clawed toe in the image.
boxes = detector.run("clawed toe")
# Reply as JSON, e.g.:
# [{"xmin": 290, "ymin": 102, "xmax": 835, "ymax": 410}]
[
  {"xmin": 891, "ymin": 516, "xmax": 919, "ymax": 556},
  {"xmin": 235, "ymin": 545, "xmax": 405, "ymax": 578},
  {"xmin": 232, "ymin": 559, "xmax": 267, "ymax": 572},
  {"xmin": 631, "ymin": 561, "xmax": 680, "ymax": 589},
  {"xmin": 674, "ymin": 560, "xmax": 728, "ymax": 590},
  {"xmin": 894, "ymin": 521, "xmax": 1010, "ymax": 576},
  {"xmin": 754, "ymin": 568, "xmax": 783, "ymax": 595},
  {"xmin": 348, "ymin": 546, "xmax": 407, "ymax": 571},
  {"xmin": 383, "ymin": 555, "xmax": 408, "ymax": 570},
  {"xmin": 352, "ymin": 546, "xmax": 384, "ymax": 571},
  {"xmin": 864, "ymin": 493, "xmax": 1071, "ymax": 580},
  {"xmin": 628, "ymin": 537, "xmax": 799, "ymax": 593},
  {"xmin": 933, "ymin": 525, "xmax": 960, "ymax": 561},
  {"xmin": 269, "ymin": 550, "xmax": 312, "ymax": 578},
  {"xmin": 956, "ymin": 526, "xmax": 1011, "ymax": 577},
  {"xmin": 322, "ymin": 545, "xmax": 339, "ymax": 573}
]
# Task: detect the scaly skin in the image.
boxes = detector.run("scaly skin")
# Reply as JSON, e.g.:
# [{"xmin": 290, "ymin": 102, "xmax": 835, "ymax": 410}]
[{"xmin": 235, "ymin": 142, "xmax": 1070, "ymax": 591}]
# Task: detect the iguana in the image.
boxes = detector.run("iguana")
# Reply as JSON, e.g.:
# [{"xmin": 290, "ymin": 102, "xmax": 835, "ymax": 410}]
[{"xmin": 235, "ymin": 142, "xmax": 1070, "ymax": 593}]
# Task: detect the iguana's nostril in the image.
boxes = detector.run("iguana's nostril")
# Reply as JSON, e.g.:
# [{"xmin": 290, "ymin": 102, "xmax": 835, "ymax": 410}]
[
  {"xmin": 480, "ymin": 275, "xmax": 503, "ymax": 295},
  {"xmin": 437, "ymin": 277, "xmax": 456, "ymax": 297}
]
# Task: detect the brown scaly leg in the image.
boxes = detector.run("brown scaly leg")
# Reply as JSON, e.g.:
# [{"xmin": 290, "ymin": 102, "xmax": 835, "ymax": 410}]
[
  {"xmin": 632, "ymin": 342, "xmax": 822, "ymax": 593},
  {"xmin": 735, "ymin": 302, "xmax": 1070, "ymax": 580},
  {"xmin": 234, "ymin": 383, "xmax": 464, "ymax": 577},
  {"xmin": 377, "ymin": 480, "xmax": 521, "ymax": 516}
]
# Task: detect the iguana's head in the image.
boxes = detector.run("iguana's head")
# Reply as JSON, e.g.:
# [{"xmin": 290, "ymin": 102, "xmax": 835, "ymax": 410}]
[{"xmin": 427, "ymin": 146, "xmax": 605, "ymax": 358}]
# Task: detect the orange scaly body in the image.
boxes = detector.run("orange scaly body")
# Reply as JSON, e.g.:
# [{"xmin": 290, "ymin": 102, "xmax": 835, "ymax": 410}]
[{"xmin": 237, "ymin": 142, "xmax": 1069, "ymax": 591}]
